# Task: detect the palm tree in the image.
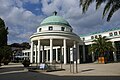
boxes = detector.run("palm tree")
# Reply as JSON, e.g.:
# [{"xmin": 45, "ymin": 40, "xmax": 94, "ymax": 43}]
[
  {"xmin": 89, "ymin": 36, "xmax": 115, "ymax": 63},
  {"xmin": 80, "ymin": 0, "xmax": 120, "ymax": 21}
]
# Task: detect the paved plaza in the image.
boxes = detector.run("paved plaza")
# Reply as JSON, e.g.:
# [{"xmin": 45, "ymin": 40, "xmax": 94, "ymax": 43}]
[
  {"xmin": 1, "ymin": 62, "xmax": 120, "ymax": 76},
  {"xmin": 0, "ymin": 62, "xmax": 120, "ymax": 80},
  {"xmin": 42, "ymin": 62, "xmax": 120, "ymax": 76}
]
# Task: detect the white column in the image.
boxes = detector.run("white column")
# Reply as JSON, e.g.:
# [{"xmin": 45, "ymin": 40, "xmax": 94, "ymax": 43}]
[
  {"xmin": 50, "ymin": 39, "xmax": 53, "ymax": 63},
  {"xmin": 91, "ymin": 44, "xmax": 94, "ymax": 62},
  {"xmin": 62, "ymin": 47, "xmax": 64, "ymax": 62},
  {"xmin": 113, "ymin": 52, "xmax": 117, "ymax": 61},
  {"xmin": 60, "ymin": 46, "xmax": 63, "ymax": 63},
  {"xmin": 92, "ymin": 52, "xmax": 94, "ymax": 62},
  {"xmin": 46, "ymin": 50, "xmax": 49, "ymax": 62},
  {"xmin": 35, "ymin": 44, "xmax": 37, "ymax": 63},
  {"xmin": 37, "ymin": 40, "xmax": 40, "ymax": 63},
  {"xmin": 112, "ymin": 42, "xmax": 117, "ymax": 62},
  {"xmin": 70, "ymin": 48, "xmax": 73, "ymax": 62},
  {"xmin": 56, "ymin": 48, "xmax": 58, "ymax": 62},
  {"xmin": 42, "ymin": 46, "xmax": 44, "ymax": 62},
  {"xmin": 67, "ymin": 47, "xmax": 70, "ymax": 63},
  {"xmin": 83, "ymin": 42, "xmax": 86, "ymax": 62},
  {"xmin": 23, "ymin": 52, "xmax": 25, "ymax": 60},
  {"xmin": 77, "ymin": 43, "xmax": 80, "ymax": 64},
  {"xmin": 30, "ymin": 41, "xmax": 34, "ymax": 63},
  {"xmin": 73, "ymin": 41, "xmax": 77, "ymax": 64},
  {"xmin": 63, "ymin": 39, "xmax": 67, "ymax": 64}
]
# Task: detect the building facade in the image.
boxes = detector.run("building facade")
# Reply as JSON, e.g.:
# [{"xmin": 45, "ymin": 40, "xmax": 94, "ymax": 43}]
[
  {"xmin": 22, "ymin": 13, "xmax": 120, "ymax": 64},
  {"xmin": 81, "ymin": 28, "xmax": 120, "ymax": 62},
  {"xmin": 29, "ymin": 13, "xmax": 81, "ymax": 64}
]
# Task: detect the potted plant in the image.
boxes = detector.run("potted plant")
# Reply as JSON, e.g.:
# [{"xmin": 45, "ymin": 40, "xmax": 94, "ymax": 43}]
[
  {"xmin": 22, "ymin": 59, "xmax": 30, "ymax": 67},
  {"xmin": 89, "ymin": 36, "xmax": 115, "ymax": 64}
]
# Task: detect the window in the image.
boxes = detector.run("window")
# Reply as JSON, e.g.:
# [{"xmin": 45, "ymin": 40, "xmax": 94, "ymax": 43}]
[
  {"xmin": 95, "ymin": 35, "xmax": 97, "ymax": 38},
  {"xmin": 61, "ymin": 27, "xmax": 65, "ymax": 31},
  {"xmin": 83, "ymin": 38, "xmax": 85, "ymax": 40},
  {"xmin": 119, "ymin": 31, "xmax": 120, "ymax": 35},
  {"xmin": 39, "ymin": 28, "xmax": 41, "ymax": 32},
  {"xmin": 25, "ymin": 53, "xmax": 27, "ymax": 55},
  {"xmin": 49, "ymin": 26, "xmax": 53, "ymax": 30},
  {"xmin": 70, "ymin": 29, "xmax": 72, "ymax": 32},
  {"xmin": 28, "ymin": 52, "xmax": 29, "ymax": 56},
  {"xmin": 109, "ymin": 33, "xmax": 113, "ymax": 36},
  {"xmin": 114, "ymin": 32, "xmax": 117, "ymax": 36},
  {"xmin": 33, "ymin": 52, "xmax": 35, "ymax": 55},
  {"xmin": 91, "ymin": 36, "xmax": 94, "ymax": 39},
  {"xmin": 99, "ymin": 35, "xmax": 102, "ymax": 37}
]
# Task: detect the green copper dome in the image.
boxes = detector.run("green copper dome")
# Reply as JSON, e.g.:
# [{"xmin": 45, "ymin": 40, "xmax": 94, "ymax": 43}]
[{"xmin": 40, "ymin": 15, "xmax": 71, "ymax": 27}]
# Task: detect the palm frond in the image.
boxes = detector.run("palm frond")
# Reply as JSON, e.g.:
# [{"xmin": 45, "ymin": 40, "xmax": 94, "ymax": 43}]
[
  {"xmin": 80, "ymin": 0, "xmax": 83, "ymax": 6},
  {"xmin": 80, "ymin": 0, "xmax": 120, "ymax": 21},
  {"xmin": 102, "ymin": 1, "xmax": 112, "ymax": 19},
  {"xmin": 96, "ymin": 0, "xmax": 105, "ymax": 10},
  {"xmin": 80, "ymin": 0, "xmax": 93, "ymax": 13},
  {"xmin": 107, "ymin": 1, "xmax": 120, "ymax": 21}
]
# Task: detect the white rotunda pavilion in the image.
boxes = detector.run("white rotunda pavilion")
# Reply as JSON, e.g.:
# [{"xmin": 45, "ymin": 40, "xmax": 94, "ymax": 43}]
[{"xmin": 30, "ymin": 13, "xmax": 82, "ymax": 64}]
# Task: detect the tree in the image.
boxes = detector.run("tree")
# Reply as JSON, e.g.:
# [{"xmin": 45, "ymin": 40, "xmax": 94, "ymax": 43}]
[
  {"xmin": 10, "ymin": 43, "xmax": 21, "ymax": 47},
  {"xmin": 0, "ymin": 46, "xmax": 12, "ymax": 65},
  {"xmin": 0, "ymin": 48, "xmax": 4, "ymax": 65},
  {"xmin": 2, "ymin": 46, "xmax": 12, "ymax": 60},
  {"xmin": 21, "ymin": 42, "xmax": 30, "ymax": 49},
  {"xmin": 80, "ymin": 0, "xmax": 120, "ymax": 21},
  {"xmin": 89, "ymin": 36, "xmax": 115, "ymax": 63},
  {"xmin": 0, "ymin": 18, "xmax": 8, "ymax": 46},
  {"xmin": 0, "ymin": 18, "xmax": 8, "ymax": 65},
  {"xmin": 10, "ymin": 42, "xmax": 30, "ymax": 49}
]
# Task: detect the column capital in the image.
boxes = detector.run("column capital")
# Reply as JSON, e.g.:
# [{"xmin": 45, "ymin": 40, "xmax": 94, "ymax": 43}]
[
  {"xmin": 112, "ymin": 41, "xmax": 115, "ymax": 42},
  {"xmin": 50, "ymin": 38, "xmax": 53, "ymax": 40},
  {"xmin": 38, "ymin": 39, "xmax": 41, "ymax": 41},
  {"xmin": 112, "ymin": 41, "xmax": 115, "ymax": 47},
  {"xmin": 73, "ymin": 41, "xmax": 77, "ymax": 48},
  {"xmin": 31, "ymin": 40, "xmax": 34, "ymax": 43}
]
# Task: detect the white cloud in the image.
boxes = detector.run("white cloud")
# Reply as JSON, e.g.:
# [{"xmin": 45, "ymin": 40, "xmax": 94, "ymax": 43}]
[
  {"xmin": 0, "ymin": 0, "xmax": 44, "ymax": 44},
  {"xmin": 22, "ymin": 0, "xmax": 39, "ymax": 4},
  {"xmin": 40, "ymin": 0, "xmax": 105, "ymax": 34},
  {"xmin": 17, "ymin": 32, "xmax": 33, "ymax": 39},
  {"xmin": 0, "ymin": 0, "xmax": 120, "ymax": 44},
  {"xmin": 40, "ymin": 0, "xmax": 120, "ymax": 35}
]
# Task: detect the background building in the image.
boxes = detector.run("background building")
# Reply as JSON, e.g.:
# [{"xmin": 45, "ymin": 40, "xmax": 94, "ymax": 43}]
[
  {"xmin": 81, "ymin": 27, "xmax": 120, "ymax": 63},
  {"xmin": 10, "ymin": 42, "xmax": 30, "ymax": 62}
]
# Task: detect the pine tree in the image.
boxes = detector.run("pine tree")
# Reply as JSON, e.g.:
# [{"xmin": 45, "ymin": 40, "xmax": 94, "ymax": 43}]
[
  {"xmin": 0, "ymin": 18, "xmax": 9, "ymax": 65},
  {"xmin": 0, "ymin": 18, "xmax": 8, "ymax": 47}
]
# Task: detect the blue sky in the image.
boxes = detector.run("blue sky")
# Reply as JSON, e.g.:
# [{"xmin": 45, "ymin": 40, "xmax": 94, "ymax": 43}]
[{"xmin": 0, "ymin": 0, "xmax": 120, "ymax": 44}]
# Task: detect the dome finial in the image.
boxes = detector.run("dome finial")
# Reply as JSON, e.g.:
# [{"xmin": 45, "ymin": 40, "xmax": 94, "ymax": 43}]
[{"xmin": 53, "ymin": 11, "xmax": 57, "ymax": 16}]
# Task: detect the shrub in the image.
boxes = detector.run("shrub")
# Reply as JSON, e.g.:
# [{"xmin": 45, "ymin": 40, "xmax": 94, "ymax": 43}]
[
  {"xmin": 3, "ymin": 59, "xmax": 10, "ymax": 65},
  {"xmin": 22, "ymin": 60, "xmax": 30, "ymax": 67}
]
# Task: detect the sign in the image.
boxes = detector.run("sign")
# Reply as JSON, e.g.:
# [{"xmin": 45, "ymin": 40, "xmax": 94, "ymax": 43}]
[
  {"xmin": 70, "ymin": 48, "xmax": 73, "ymax": 61},
  {"xmin": 73, "ymin": 48, "xmax": 77, "ymax": 61},
  {"xmin": 39, "ymin": 63, "xmax": 45, "ymax": 69}
]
